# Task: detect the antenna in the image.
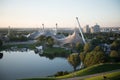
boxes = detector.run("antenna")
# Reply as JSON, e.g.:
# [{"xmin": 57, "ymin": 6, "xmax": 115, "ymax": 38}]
[
  {"xmin": 56, "ymin": 23, "xmax": 58, "ymax": 34},
  {"xmin": 7, "ymin": 26, "xmax": 10, "ymax": 36},
  {"xmin": 76, "ymin": 17, "xmax": 86, "ymax": 44},
  {"xmin": 42, "ymin": 24, "xmax": 44, "ymax": 32}
]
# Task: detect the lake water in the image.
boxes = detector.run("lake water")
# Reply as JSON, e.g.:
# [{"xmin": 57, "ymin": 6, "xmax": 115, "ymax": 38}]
[{"xmin": 0, "ymin": 50, "xmax": 74, "ymax": 80}]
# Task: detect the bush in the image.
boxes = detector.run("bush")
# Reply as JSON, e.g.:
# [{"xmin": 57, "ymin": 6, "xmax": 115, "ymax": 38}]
[
  {"xmin": 54, "ymin": 71, "xmax": 69, "ymax": 76},
  {"xmin": 110, "ymin": 50, "xmax": 120, "ymax": 62},
  {"xmin": 110, "ymin": 50, "xmax": 119, "ymax": 58}
]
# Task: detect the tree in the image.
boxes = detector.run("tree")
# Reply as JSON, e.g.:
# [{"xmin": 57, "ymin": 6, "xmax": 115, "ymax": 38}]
[
  {"xmin": 110, "ymin": 50, "xmax": 119, "ymax": 58},
  {"xmin": 80, "ymin": 52, "xmax": 86, "ymax": 62},
  {"xmin": 0, "ymin": 53, "xmax": 3, "ymax": 59},
  {"xmin": 67, "ymin": 53, "xmax": 80, "ymax": 71},
  {"xmin": 19, "ymin": 35, "xmax": 28, "ymax": 41},
  {"xmin": 84, "ymin": 43, "xmax": 91, "ymax": 52},
  {"xmin": 79, "ymin": 43, "xmax": 91, "ymax": 68},
  {"xmin": 91, "ymin": 39, "xmax": 101, "ymax": 46},
  {"xmin": 79, "ymin": 52, "xmax": 87, "ymax": 68},
  {"xmin": 75, "ymin": 42, "xmax": 83, "ymax": 52},
  {"xmin": 94, "ymin": 46, "xmax": 102, "ymax": 51},
  {"xmin": 111, "ymin": 40, "xmax": 120, "ymax": 50},
  {"xmin": 0, "ymin": 39, "xmax": 3, "ymax": 47},
  {"xmin": 83, "ymin": 46, "xmax": 106, "ymax": 67},
  {"xmin": 37, "ymin": 35, "xmax": 46, "ymax": 42},
  {"xmin": 109, "ymin": 50, "xmax": 120, "ymax": 62},
  {"xmin": 37, "ymin": 35, "xmax": 46, "ymax": 45},
  {"xmin": 46, "ymin": 36, "xmax": 54, "ymax": 47}
]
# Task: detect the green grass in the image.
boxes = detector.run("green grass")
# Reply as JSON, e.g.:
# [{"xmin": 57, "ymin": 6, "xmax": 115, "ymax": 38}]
[
  {"xmin": 56, "ymin": 63, "xmax": 120, "ymax": 79},
  {"xmin": 41, "ymin": 47, "xmax": 71, "ymax": 59},
  {"xmin": 43, "ymin": 47, "xmax": 71, "ymax": 54},
  {"xmin": 84, "ymin": 71, "xmax": 120, "ymax": 80}
]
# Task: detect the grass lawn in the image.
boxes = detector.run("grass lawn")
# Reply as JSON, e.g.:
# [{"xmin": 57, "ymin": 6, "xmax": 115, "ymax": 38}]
[
  {"xmin": 56, "ymin": 63, "xmax": 120, "ymax": 79},
  {"xmin": 84, "ymin": 71, "xmax": 120, "ymax": 80},
  {"xmin": 40, "ymin": 47, "xmax": 71, "ymax": 59},
  {"xmin": 43, "ymin": 47, "xmax": 71, "ymax": 54}
]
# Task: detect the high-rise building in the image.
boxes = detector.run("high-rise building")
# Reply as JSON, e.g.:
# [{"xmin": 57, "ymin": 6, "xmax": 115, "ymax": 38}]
[
  {"xmin": 90, "ymin": 24, "xmax": 100, "ymax": 33},
  {"xmin": 83, "ymin": 25, "xmax": 90, "ymax": 33}
]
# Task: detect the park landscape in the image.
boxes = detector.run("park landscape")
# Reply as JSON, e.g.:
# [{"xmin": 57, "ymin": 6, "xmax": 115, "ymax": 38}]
[
  {"xmin": 0, "ymin": 0, "xmax": 120, "ymax": 80},
  {"xmin": 0, "ymin": 21, "xmax": 120, "ymax": 80}
]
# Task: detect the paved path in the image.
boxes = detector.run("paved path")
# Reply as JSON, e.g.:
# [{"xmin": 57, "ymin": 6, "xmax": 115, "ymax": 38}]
[{"xmin": 61, "ymin": 69, "xmax": 120, "ymax": 80}]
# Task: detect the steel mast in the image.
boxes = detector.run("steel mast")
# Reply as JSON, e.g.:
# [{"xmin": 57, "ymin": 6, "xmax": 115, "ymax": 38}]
[{"xmin": 76, "ymin": 17, "xmax": 86, "ymax": 44}]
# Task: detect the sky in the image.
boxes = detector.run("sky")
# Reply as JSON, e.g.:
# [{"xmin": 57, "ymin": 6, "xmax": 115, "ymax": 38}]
[{"xmin": 0, "ymin": 0, "xmax": 120, "ymax": 28}]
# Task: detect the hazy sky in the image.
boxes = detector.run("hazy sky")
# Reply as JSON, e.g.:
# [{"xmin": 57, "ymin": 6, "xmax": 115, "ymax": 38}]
[{"xmin": 0, "ymin": 0, "xmax": 120, "ymax": 28}]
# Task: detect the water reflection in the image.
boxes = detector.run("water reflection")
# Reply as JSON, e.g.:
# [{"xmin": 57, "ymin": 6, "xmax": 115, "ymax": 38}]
[
  {"xmin": 38, "ymin": 52, "xmax": 69, "ymax": 60},
  {"xmin": 0, "ymin": 50, "xmax": 73, "ymax": 80},
  {"xmin": 0, "ymin": 53, "xmax": 3, "ymax": 59},
  {"xmin": 4, "ymin": 47, "xmax": 28, "ymax": 52}
]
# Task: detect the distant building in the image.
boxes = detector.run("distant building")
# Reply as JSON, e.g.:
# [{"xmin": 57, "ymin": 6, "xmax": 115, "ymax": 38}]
[
  {"xmin": 90, "ymin": 24, "xmax": 100, "ymax": 33},
  {"xmin": 100, "ymin": 27, "xmax": 120, "ymax": 32},
  {"xmin": 83, "ymin": 25, "xmax": 90, "ymax": 33},
  {"xmin": 90, "ymin": 27, "xmax": 94, "ymax": 33}
]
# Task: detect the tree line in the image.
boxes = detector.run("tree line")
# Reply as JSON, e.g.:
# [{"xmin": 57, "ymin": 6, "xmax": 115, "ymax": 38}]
[{"xmin": 67, "ymin": 40, "xmax": 120, "ymax": 71}]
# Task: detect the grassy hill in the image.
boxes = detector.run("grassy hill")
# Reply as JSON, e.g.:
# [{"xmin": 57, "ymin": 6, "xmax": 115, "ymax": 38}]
[
  {"xmin": 56, "ymin": 63, "xmax": 120, "ymax": 79},
  {"xmin": 84, "ymin": 71, "xmax": 120, "ymax": 80}
]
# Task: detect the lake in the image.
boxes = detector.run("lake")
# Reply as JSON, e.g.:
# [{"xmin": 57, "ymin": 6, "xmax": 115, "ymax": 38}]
[{"xmin": 0, "ymin": 50, "xmax": 74, "ymax": 80}]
